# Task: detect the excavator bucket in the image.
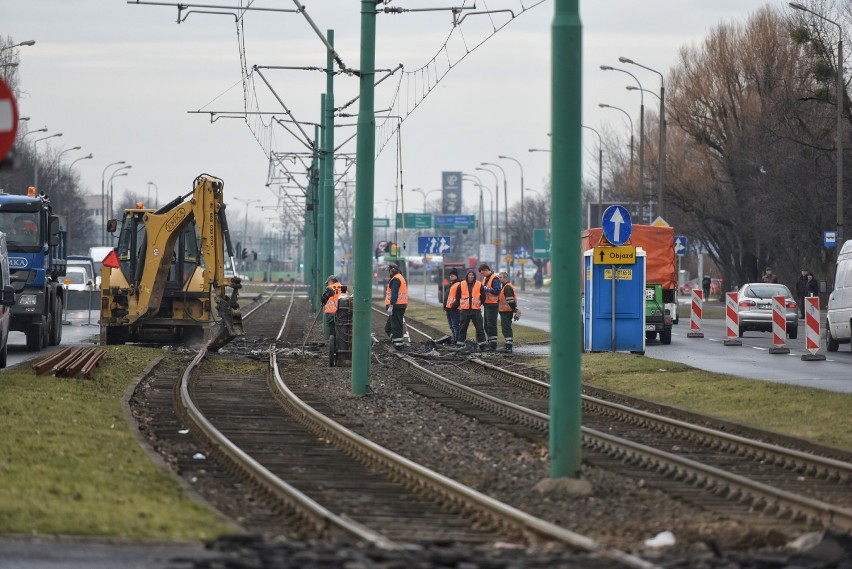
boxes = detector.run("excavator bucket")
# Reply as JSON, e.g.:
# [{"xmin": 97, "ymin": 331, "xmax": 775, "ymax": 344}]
[{"xmin": 207, "ymin": 278, "xmax": 245, "ymax": 352}]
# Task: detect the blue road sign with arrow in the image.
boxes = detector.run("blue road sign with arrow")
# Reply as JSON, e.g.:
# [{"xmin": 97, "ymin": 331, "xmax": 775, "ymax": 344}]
[
  {"xmin": 601, "ymin": 205, "xmax": 632, "ymax": 246},
  {"xmin": 674, "ymin": 236, "xmax": 687, "ymax": 256},
  {"xmin": 418, "ymin": 236, "xmax": 452, "ymax": 255}
]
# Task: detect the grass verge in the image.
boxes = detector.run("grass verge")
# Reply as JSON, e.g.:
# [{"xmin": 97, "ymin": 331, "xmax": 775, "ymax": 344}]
[
  {"xmin": 530, "ymin": 352, "xmax": 852, "ymax": 450},
  {"xmin": 0, "ymin": 347, "xmax": 236, "ymax": 540}
]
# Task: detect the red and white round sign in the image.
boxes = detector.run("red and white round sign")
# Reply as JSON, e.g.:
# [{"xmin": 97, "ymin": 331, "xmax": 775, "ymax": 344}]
[{"xmin": 0, "ymin": 77, "xmax": 19, "ymax": 162}]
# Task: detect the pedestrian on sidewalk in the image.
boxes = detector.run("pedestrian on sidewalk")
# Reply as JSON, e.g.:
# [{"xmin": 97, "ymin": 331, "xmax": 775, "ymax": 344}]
[
  {"xmin": 796, "ymin": 269, "xmax": 808, "ymax": 318},
  {"xmin": 806, "ymin": 272, "xmax": 820, "ymax": 299}
]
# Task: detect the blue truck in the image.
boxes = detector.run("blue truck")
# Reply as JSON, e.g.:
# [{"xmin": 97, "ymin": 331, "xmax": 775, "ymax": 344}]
[{"xmin": 0, "ymin": 188, "xmax": 66, "ymax": 350}]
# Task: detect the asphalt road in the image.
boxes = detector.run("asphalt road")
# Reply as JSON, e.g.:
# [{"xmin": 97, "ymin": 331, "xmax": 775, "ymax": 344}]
[{"xmin": 6, "ymin": 309, "xmax": 101, "ymax": 369}]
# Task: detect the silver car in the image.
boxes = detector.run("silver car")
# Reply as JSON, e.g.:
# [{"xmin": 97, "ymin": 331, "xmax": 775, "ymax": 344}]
[{"xmin": 736, "ymin": 283, "xmax": 799, "ymax": 339}]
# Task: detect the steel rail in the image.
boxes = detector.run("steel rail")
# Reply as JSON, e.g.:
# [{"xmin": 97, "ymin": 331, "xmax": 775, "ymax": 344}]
[
  {"xmin": 396, "ymin": 354, "xmax": 852, "ymax": 531},
  {"xmin": 467, "ymin": 357, "xmax": 852, "ymax": 484},
  {"xmin": 270, "ymin": 352, "xmax": 657, "ymax": 568},
  {"xmin": 174, "ymin": 286, "xmax": 398, "ymax": 547}
]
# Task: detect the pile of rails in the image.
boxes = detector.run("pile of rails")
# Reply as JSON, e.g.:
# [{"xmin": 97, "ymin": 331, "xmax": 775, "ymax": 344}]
[{"xmin": 32, "ymin": 347, "xmax": 106, "ymax": 379}]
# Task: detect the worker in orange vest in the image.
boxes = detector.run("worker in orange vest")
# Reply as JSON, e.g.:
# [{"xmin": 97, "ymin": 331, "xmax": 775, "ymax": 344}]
[
  {"xmin": 450, "ymin": 269, "xmax": 487, "ymax": 353},
  {"xmin": 321, "ymin": 275, "xmax": 342, "ymax": 337},
  {"xmin": 442, "ymin": 268, "xmax": 461, "ymax": 344},
  {"xmin": 478, "ymin": 263, "xmax": 502, "ymax": 351},
  {"xmin": 384, "ymin": 263, "xmax": 409, "ymax": 350},
  {"xmin": 497, "ymin": 271, "xmax": 521, "ymax": 353}
]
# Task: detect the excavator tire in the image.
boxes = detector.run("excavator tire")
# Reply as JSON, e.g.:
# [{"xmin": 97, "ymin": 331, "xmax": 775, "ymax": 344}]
[{"xmin": 104, "ymin": 326, "xmax": 129, "ymax": 345}]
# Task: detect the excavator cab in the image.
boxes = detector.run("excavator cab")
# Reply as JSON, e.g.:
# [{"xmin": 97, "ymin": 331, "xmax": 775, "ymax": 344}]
[{"xmin": 100, "ymin": 176, "xmax": 244, "ymax": 350}]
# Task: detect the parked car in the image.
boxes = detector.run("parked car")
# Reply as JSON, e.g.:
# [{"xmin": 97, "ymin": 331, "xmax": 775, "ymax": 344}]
[
  {"xmin": 736, "ymin": 282, "xmax": 798, "ymax": 339},
  {"xmin": 826, "ymin": 240, "xmax": 852, "ymax": 351}
]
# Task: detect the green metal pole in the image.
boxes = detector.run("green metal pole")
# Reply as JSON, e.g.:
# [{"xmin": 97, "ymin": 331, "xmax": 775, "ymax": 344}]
[
  {"xmin": 318, "ymin": 94, "xmax": 328, "ymax": 322},
  {"xmin": 323, "ymin": 30, "xmax": 336, "ymax": 284},
  {"xmin": 306, "ymin": 126, "xmax": 320, "ymax": 310},
  {"xmin": 352, "ymin": 0, "xmax": 377, "ymax": 395},
  {"xmin": 311, "ymin": 125, "xmax": 321, "ymax": 310},
  {"xmin": 550, "ymin": 0, "xmax": 583, "ymax": 478}
]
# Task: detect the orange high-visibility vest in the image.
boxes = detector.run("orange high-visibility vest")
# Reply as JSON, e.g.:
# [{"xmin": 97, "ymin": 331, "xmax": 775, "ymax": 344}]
[
  {"xmin": 445, "ymin": 281, "xmax": 461, "ymax": 309},
  {"xmin": 385, "ymin": 273, "xmax": 408, "ymax": 306},
  {"xmin": 324, "ymin": 282, "xmax": 342, "ymax": 314},
  {"xmin": 482, "ymin": 273, "xmax": 500, "ymax": 304},
  {"xmin": 498, "ymin": 283, "xmax": 517, "ymax": 312},
  {"xmin": 458, "ymin": 280, "xmax": 483, "ymax": 310}
]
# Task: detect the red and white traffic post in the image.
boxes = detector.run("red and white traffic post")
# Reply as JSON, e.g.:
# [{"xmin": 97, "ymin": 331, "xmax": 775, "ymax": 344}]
[
  {"xmin": 768, "ymin": 295, "xmax": 790, "ymax": 354},
  {"xmin": 724, "ymin": 292, "xmax": 741, "ymax": 346},
  {"xmin": 0, "ymin": 77, "xmax": 20, "ymax": 164},
  {"xmin": 687, "ymin": 289, "xmax": 704, "ymax": 338},
  {"xmin": 801, "ymin": 296, "xmax": 826, "ymax": 361}
]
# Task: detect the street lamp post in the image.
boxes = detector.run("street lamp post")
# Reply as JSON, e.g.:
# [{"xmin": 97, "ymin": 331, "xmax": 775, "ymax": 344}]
[
  {"xmin": 498, "ymin": 155, "xmax": 527, "ymax": 289},
  {"xmin": 619, "ymin": 56, "xmax": 666, "ymax": 220},
  {"xmin": 482, "ymin": 162, "xmax": 509, "ymax": 259},
  {"xmin": 582, "ymin": 125, "xmax": 604, "ymax": 225},
  {"xmin": 475, "ymin": 166, "xmax": 501, "ymax": 271},
  {"xmin": 463, "ymin": 174, "xmax": 490, "ymax": 250},
  {"xmin": 234, "ymin": 198, "xmax": 262, "ymax": 270},
  {"xmin": 599, "ymin": 103, "xmax": 636, "ymax": 216},
  {"xmin": 101, "ymin": 161, "xmax": 126, "ymax": 245},
  {"xmin": 109, "ymin": 166, "xmax": 131, "ymax": 223},
  {"xmin": 0, "ymin": 40, "xmax": 36, "ymax": 53},
  {"xmin": 22, "ymin": 127, "xmax": 47, "ymax": 140},
  {"xmin": 147, "ymin": 182, "xmax": 159, "ymax": 208},
  {"xmin": 410, "ymin": 188, "xmax": 441, "ymax": 212},
  {"xmin": 602, "ymin": 64, "xmax": 645, "ymax": 222},
  {"xmin": 32, "ymin": 133, "xmax": 63, "ymax": 189},
  {"xmin": 789, "ymin": 3, "xmax": 844, "ymax": 246}
]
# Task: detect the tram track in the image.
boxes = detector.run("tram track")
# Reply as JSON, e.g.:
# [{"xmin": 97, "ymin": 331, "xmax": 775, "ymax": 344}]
[
  {"xmin": 139, "ymin": 288, "xmax": 656, "ymax": 567},
  {"xmin": 388, "ymin": 311, "xmax": 852, "ymax": 533}
]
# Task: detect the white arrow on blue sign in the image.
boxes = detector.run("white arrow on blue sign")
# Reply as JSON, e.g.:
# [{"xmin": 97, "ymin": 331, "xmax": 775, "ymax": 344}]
[
  {"xmin": 418, "ymin": 236, "xmax": 452, "ymax": 255},
  {"xmin": 513, "ymin": 246, "xmax": 531, "ymax": 259},
  {"xmin": 601, "ymin": 205, "xmax": 632, "ymax": 246},
  {"xmin": 674, "ymin": 236, "xmax": 687, "ymax": 256}
]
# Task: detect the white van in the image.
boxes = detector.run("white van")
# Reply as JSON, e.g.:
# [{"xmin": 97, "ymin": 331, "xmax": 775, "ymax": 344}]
[{"xmin": 826, "ymin": 240, "xmax": 852, "ymax": 351}]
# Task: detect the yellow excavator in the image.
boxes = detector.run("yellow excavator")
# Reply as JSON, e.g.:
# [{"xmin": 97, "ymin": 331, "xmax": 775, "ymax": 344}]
[{"xmin": 100, "ymin": 174, "xmax": 244, "ymax": 351}]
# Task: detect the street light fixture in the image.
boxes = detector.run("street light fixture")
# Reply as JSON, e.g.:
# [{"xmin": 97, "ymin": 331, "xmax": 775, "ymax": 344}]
[
  {"xmin": 464, "ymin": 173, "xmax": 491, "ymax": 248},
  {"xmin": 619, "ymin": 56, "xmax": 666, "ymax": 220},
  {"xmin": 0, "ymin": 40, "xmax": 36, "ymax": 53},
  {"xmin": 598, "ymin": 103, "xmax": 634, "ymax": 168},
  {"xmin": 109, "ymin": 165, "xmax": 132, "ymax": 227},
  {"xmin": 101, "ymin": 161, "xmax": 126, "ymax": 245},
  {"xmin": 32, "ymin": 132, "xmax": 63, "ymax": 188},
  {"xmin": 789, "ymin": 2, "xmax": 844, "ymax": 246},
  {"xmin": 22, "ymin": 127, "xmax": 47, "ymax": 139},
  {"xmin": 410, "ymin": 188, "xmax": 441, "ymax": 212},
  {"xmin": 69, "ymin": 153, "xmax": 93, "ymax": 168},
  {"xmin": 59, "ymin": 146, "xmax": 82, "ymax": 159},
  {"xmin": 528, "ymin": 148, "xmax": 551, "ymax": 153},
  {"xmin": 482, "ymin": 162, "xmax": 510, "ymax": 265},
  {"xmin": 602, "ymin": 64, "xmax": 646, "ymax": 222}
]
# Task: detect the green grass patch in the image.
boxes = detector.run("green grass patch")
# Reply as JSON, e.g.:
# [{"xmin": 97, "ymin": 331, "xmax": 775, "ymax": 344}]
[
  {"xmin": 531, "ymin": 353, "xmax": 852, "ymax": 450},
  {"xmin": 403, "ymin": 299, "xmax": 551, "ymax": 344},
  {"xmin": 0, "ymin": 347, "xmax": 236, "ymax": 540}
]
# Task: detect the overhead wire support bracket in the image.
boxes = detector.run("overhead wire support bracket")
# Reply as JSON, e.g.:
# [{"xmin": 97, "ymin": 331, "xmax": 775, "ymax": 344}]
[
  {"xmin": 337, "ymin": 64, "xmax": 404, "ymax": 112},
  {"xmin": 290, "ymin": 0, "xmax": 350, "ymax": 73},
  {"xmin": 253, "ymin": 67, "xmax": 314, "ymax": 149},
  {"xmin": 455, "ymin": 9, "xmax": 515, "ymax": 26},
  {"xmin": 126, "ymin": 1, "xmax": 299, "ymax": 23}
]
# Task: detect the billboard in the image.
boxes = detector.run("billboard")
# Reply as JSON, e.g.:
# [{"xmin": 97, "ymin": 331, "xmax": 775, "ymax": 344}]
[{"xmin": 441, "ymin": 171, "xmax": 462, "ymax": 214}]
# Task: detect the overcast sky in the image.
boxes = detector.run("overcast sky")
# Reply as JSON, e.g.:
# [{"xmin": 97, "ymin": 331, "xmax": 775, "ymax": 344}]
[{"xmin": 4, "ymin": 0, "xmax": 771, "ymax": 231}]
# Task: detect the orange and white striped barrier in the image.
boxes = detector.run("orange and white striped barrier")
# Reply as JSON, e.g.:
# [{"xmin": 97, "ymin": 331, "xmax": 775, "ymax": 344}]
[
  {"xmin": 801, "ymin": 296, "xmax": 826, "ymax": 361},
  {"xmin": 723, "ymin": 292, "xmax": 741, "ymax": 346},
  {"xmin": 768, "ymin": 295, "xmax": 790, "ymax": 354},
  {"xmin": 687, "ymin": 289, "xmax": 704, "ymax": 338}
]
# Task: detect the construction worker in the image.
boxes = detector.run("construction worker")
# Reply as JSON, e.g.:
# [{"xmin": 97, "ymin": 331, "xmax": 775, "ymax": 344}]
[
  {"xmin": 384, "ymin": 263, "xmax": 408, "ymax": 350},
  {"xmin": 497, "ymin": 271, "xmax": 521, "ymax": 353},
  {"xmin": 451, "ymin": 268, "xmax": 487, "ymax": 353},
  {"xmin": 478, "ymin": 263, "xmax": 502, "ymax": 351},
  {"xmin": 443, "ymin": 268, "xmax": 461, "ymax": 344},
  {"xmin": 321, "ymin": 275, "xmax": 342, "ymax": 337}
]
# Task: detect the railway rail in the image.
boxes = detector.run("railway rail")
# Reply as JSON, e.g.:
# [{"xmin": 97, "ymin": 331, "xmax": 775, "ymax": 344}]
[
  {"xmin": 157, "ymin": 288, "xmax": 656, "ymax": 568},
  {"xmin": 389, "ymin": 310, "xmax": 852, "ymax": 533}
]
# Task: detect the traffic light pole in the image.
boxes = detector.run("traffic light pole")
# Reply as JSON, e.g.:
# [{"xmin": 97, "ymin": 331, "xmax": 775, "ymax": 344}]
[{"xmin": 352, "ymin": 0, "xmax": 377, "ymax": 396}]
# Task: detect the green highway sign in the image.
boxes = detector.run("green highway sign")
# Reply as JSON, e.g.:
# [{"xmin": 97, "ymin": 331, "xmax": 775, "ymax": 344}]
[
  {"xmin": 374, "ymin": 217, "xmax": 390, "ymax": 228},
  {"xmin": 396, "ymin": 213, "xmax": 433, "ymax": 229},
  {"xmin": 533, "ymin": 228, "xmax": 551, "ymax": 260}
]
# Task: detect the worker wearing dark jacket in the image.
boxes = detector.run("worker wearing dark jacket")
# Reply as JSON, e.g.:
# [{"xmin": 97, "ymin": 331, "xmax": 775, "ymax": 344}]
[
  {"xmin": 496, "ymin": 271, "xmax": 520, "ymax": 353},
  {"xmin": 442, "ymin": 268, "xmax": 461, "ymax": 344},
  {"xmin": 478, "ymin": 263, "xmax": 502, "ymax": 351},
  {"xmin": 451, "ymin": 269, "xmax": 487, "ymax": 352},
  {"xmin": 384, "ymin": 264, "xmax": 408, "ymax": 350}
]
